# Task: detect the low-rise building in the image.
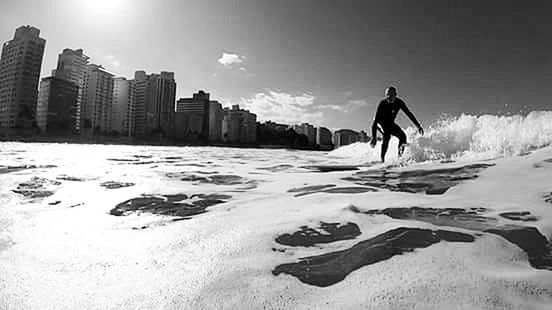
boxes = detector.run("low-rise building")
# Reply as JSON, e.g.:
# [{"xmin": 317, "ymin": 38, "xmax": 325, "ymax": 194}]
[
  {"xmin": 316, "ymin": 126, "xmax": 333, "ymax": 149},
  {"xmin": 333, "ymin": 129, "xmax": 360, "ymax": 147},
  {"xmin": 222, "ymin": 105, "xmax": 256, "ymax": 144}
]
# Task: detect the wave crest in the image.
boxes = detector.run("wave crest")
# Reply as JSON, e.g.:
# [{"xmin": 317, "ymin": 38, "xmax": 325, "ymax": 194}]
[{"xmin": 329, "ymin": 111, "xmax": 552, "ymax": 163}]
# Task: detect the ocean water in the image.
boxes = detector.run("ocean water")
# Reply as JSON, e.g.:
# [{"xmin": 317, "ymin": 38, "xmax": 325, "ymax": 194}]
[{"xmin": 1, "ymin": 112, "xmax": 552, "ymax": 309}]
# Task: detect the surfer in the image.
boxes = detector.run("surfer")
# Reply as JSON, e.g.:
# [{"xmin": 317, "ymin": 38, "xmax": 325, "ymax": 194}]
[{"xmin": 370, "ymin": 86, "xmax": 424, "ymax": 162}]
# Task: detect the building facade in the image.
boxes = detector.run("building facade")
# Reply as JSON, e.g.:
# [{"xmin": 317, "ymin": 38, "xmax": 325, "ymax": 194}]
[
  {"xmin": 292, "ymin": 123, "xmax": 316, "ymax": 146},
  {"xmin": 0, "ymin": 26, "xmax": 46, "ymax": 131},
  {"xmin": 174, "ymin": 90, "xmax": 211, "ymax": 140},
  {"xmin": 36, "ymin": 77, "xmax": 78, "ymax": 134},
  {"xmin": 81, "ymin": 64, "xmax": 114, "ymax": 135},
  {"xmin": 316, "ymin": 126, "xmax": 333, "ymax": 149},
  {"xmin": 333, "ymin": 129, "xmax": 360, "ymax": 147},
  {"xmin": 222, "ymin": 104, "xmax": 256, "ymax": 144},
  {"xmin": 208, "ymin": 100, "xmax": 224, "ymax": 142},
  {"xmin": 131, "ymin": 71, "xmax": 176, "ymax": 137},
  {"xmin": 52, "ymin": 48, "xmax": 89, "ymax": 132},
  {"xmin": 112, "ymin": 77, "xmax": 133, "ymax": 136}
]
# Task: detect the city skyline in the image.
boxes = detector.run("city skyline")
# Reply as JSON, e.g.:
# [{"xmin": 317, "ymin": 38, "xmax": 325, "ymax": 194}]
[{"xmin": 1, "ymin": 0, "xmax": 551, "ymax": 131}]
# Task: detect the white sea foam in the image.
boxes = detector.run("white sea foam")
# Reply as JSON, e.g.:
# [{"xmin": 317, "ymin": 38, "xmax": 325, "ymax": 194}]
[
  {"xmin": 330, "ymin": 111, "xmax": 552, "ymax": 163},
  {"xmin": 1, "ymin": 121, "xmax": 552, "ymax": 309}
]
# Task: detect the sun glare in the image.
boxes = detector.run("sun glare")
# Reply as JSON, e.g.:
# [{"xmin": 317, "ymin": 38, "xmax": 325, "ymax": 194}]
[{"xmin": 78, "ymin": 0, "xmax": 128, "ymax": 20}]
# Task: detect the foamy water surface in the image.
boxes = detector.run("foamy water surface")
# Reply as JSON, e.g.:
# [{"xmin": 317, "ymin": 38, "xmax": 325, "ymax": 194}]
[{"xmin": 1, "ymin": 112, "xmax": 552, "ymax": 309}]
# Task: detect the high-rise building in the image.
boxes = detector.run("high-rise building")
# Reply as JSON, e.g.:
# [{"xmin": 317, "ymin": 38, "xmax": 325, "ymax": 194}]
[
  {"xmin": 130, "ymin": 71, "xmax": 176, "ymax": 137},
  {"xmin": 81, "ymin": 64, "xmax": 114, "ymax": 135},
  {"xmin": 36, "ymin": 77, "xmax": 79, "ymax": 134},
  {"xmin": 222, "ymin": 104, "xmax": 256, "ymax": 144},
  {"xmin": 0, "ymin": 26, "xmax": 46, "ymax": 131},
  {"xmin": 174, "ymin": 90, "xmax": 211, "ymax": 140},
  {"xmin": 52, "ymin": 48, "xmax": 89, "ymax": 132},
  {"xmin": 112, "ymin": 77, "xmax": 133, "ymax": 136}
]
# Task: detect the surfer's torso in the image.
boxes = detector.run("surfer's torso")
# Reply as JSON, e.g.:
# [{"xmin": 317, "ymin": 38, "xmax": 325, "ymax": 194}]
[{"xmin": 375, "ymin": 98, "xmax": 406, "ymax": 127}]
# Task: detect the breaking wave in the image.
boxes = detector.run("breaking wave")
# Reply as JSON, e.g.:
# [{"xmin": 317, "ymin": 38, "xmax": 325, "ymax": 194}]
[{"xmin": 329, "ymin": 111, "xmax": 552, "ymax": 163}]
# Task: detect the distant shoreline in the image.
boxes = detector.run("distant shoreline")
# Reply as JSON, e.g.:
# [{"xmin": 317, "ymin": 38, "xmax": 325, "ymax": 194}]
[{"xmin": 0, "ymin": 136, "xmax": 328, "ymax": 152}]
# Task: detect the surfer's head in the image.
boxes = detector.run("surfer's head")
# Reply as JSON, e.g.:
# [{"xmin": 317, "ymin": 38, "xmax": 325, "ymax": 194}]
[{"xmin": 385, "ymin": 86, "xmax": 397, "ymax": 103}]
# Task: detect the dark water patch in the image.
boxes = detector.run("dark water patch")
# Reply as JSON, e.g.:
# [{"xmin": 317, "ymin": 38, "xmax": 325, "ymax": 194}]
[
  {"xmin": 356, "ymin": 206, "xmax": 496, "ymax": 231},
  {"xmin": 342, "ymin": 163, "xmax": 494, "ymax": 195},
  {"xmin": 128, "ymin": 161, "xmax": 157, "ymax": 165},
  {"xmin": 500, "ymin": 211, "xmax": 539, "ymax": 222},
  {"xmin": 257, "ymin": 164, "xmax": 294, "ymax": 172},
  {"xmin": 276, "ymin": 222, "xmax": 361, "ymax": 247},
  {"xmin": 174, "ymin": 163, "xmax": 207, "ymax": 167},
  {"xmin": 100, "ymin": 181, "xmax": 136, "ymax": 189},
  {"xmin": 190, "ymin": 193, "xmax": 232, "ymax": 200},
  {"xmin": 180, "ymin": 175, "xmax": 209, "ymax": 182},
  {"xmin": 110, "ymin": 193, "xmax": 230, "ymax": 220},
  {"xmin": 440, "ymin": 159, "xmax": 455, "ymax": 164},
  {"xmin": 12, "ymin": 177, "xmax": 61, "ymax": 198},
  {"xmin": 166, "ymin": 171, "xmax": 219, "ymax": 179},
  {"xmin": 485, "ymin": 227, "xmax": 552, "ymax": 270},
  {"xmin": 0, "ymin": 164, "xmax": 57, "ymax": 174},
  {"xmin": 534, "ymin": 158, "xmax": 552, "ymax": 168},
  {"xmin": 56, "ymin": 175, "xmax": 93, "ymax": 182},
  {"xmin": 322, "ymin": 187, "xmax": 377, "ymax": 194},
  {"xmin": 163, "ymin": 156, "xmax": 183, "ymax": 160},
  {"xmin": 208, "ymin": 175, "xmax": 244, "ymax": 185},
  {"xmin": 518, "ymin": 151, "xmax": 532, "ymax": 157},
  {"xmin": 301, "ymin": 165, "xmax": 360, "ymax": 172},
  {"xmin": 289, "ymin": 185, "xmax": 376, "ymax": 197},
  {"xmin": 288, "ymin": 184, "xmax": 336, "ymax": 193},
  {"xmin": 178, "ymin": 173, "xmax": 255, "ymax": 188},
  {"xmin": 544, "ymin": 193, "xmax": 552, "ymax": 204},
  {"xmin": 107, "ymin": 158, "xmax": 140, "ymax": 162},
  {"xmin": 133, "ymin": 155, "xmax": 153, "ymax": 159},
  {"xmin": 356, "ymin": 206, "xmax": 552, "ymax": 270},
  {"xmin": 273, "ymin": 227, "xmax": 474, "ymax": 287}
]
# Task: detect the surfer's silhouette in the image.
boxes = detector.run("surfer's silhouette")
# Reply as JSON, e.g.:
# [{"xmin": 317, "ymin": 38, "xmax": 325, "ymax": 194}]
[{"xmin": 370, "ymin": 86, "xmax": 424, "ymax": 162}]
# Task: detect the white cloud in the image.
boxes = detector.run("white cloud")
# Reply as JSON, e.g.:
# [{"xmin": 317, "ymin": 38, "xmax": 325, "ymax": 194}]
[
  {"xmin": 236, "ymin": 90, "xmax": 323, "ymax": 124},
  {"xmin": 318, "ymin": 97, "xmax": 376, "ymax": 113},
  {"xmin": 348, "ymin": 99, "xmax": 369, "ymax": 107},
  {"xmin": 318, "ymin": 104, "xmax": 346, "ymax": 111},
  {"xmin": 218, "ymin": 52, "xmax": 245, "ymax": 66}
]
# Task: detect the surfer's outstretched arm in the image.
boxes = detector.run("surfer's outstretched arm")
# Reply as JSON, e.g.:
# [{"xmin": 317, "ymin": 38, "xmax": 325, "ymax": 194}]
[{"xmin": 400, "ymin": 102, "xmax": 424, "ymax": 135}]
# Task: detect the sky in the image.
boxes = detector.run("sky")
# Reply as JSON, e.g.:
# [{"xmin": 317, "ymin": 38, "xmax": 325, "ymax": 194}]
[{"xmin": 1, "ymin": 0, "xmax": 551, "ymax": 131}]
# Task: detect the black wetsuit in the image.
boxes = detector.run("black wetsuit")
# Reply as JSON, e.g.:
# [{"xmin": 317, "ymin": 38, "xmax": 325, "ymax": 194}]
[{"xmin": 372, "ymin": 98, "xmax": 421, "ymax": 146}]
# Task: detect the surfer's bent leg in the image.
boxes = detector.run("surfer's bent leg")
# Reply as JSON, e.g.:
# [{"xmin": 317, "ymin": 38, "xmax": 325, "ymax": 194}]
[{"xmin": 388, "ymin": 123, "xmax": 407, "ymax": 157}]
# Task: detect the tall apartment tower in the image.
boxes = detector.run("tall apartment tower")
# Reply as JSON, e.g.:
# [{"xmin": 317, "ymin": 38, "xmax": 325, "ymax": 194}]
[
  {"xmin": 81, "ymin": 64, "xmax": 114, "ymax": 136},
  {"xmin": 36, "ymin": 77, "xmax": 78, "ymax": 134},
  {"xmin": 131, "ymin": 71, "xmax": 176, "ymax": 137},
  {"xmin": 0, "ymin": 26, "xmax": 46, "ymax": 131},
  {"xmin": 112, "ymin": 77, "xmax": 133, "ymax": 136},
  {"xmin": 52, "ymin": 48, "xmax": 89, "ymax": 132}
]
